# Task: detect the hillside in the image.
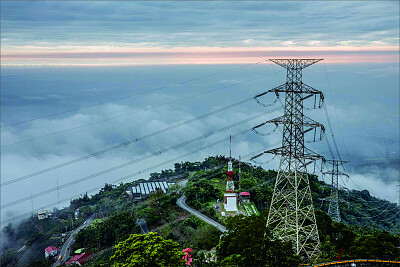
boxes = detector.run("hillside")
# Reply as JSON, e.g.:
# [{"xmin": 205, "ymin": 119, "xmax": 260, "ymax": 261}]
[{"xmin": 1, "ymin": 156, "xmax": 399, "ymax": 266}]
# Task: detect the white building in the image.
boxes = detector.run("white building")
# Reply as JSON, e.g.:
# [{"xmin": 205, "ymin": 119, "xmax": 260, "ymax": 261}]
[
  {"xmin": 224, "ymin": 192, "xmax": 238, "ymax": 212},
  {"xmin": 38, "ymin": 210, "xmax": 52, "ymax": 220}
]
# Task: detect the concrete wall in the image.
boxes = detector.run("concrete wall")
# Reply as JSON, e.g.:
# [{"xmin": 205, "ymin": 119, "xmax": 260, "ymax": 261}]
[{"xmin": 225, "ymin": 196, "xmax": 237, "ymax": 212}]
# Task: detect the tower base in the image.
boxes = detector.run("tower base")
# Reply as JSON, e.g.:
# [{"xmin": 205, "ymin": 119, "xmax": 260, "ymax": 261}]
[{"xmin": 224, "ymin": 193, "xmax": 238, "ymax": 212}]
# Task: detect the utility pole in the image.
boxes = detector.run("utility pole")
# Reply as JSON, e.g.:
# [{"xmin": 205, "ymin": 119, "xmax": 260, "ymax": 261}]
[
  {"xmin": 323, "ymin": 159, "xmax": 349, "ymax": 222},
  {"xmin": 57, "ymin": 179, "xmax": 60, "ymax": 210},
  {"xmin": 238, "ymin": 155, "xmax": 241, "ymax": 193},
  {"xmin": 31, "ymin": 194, "xmax": 34, "ymax": 215},
  {"xmin": 254, "ymin": 59, "xmax": 325, "ymax": 260}
]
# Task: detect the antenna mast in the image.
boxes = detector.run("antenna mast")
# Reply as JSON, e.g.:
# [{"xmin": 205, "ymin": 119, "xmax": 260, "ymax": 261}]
[{"xmin": 226, "ymin": 135, "xmax": 235, "ymax": 193}]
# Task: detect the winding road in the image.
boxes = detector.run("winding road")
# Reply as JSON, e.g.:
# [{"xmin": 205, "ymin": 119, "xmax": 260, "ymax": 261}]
[
  {"xmin": 177, "ymin": 195, "xmax": 226, "ymax": 232},
  {"xmin": 137, "ymin": 219, "xmax": 149, "ymax": 234},
  {"xmin": 52, "ymin": 214, "xmax": 95, "ymax": 267}
]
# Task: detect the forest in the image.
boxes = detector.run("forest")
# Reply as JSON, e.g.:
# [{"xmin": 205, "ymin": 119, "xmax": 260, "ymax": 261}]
[{"xmin": 1, "ymin": 156, "xmax": 399, "ymax": 266}]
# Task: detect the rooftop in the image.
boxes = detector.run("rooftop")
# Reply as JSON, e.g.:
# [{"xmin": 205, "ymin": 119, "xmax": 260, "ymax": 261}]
[
  {"xmin": 45, "ymin": 246, "xmax": 57, "ymax": 253},
  {"xmin": 126, "ymin": 181, "xmax": 174, "ymax": 197}
]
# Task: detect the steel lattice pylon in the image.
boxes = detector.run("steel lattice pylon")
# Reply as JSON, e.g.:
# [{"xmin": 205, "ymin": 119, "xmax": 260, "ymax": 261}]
[
  {"xmin": 323, "ymin": 159, "xmax": 349, "ymax": 223},
  {"xmin": 261, "ymin": 59, "xmax": 325, "ymax": 261}
]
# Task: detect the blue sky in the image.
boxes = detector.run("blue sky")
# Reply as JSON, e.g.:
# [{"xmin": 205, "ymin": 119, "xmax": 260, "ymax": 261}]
[{"xmin": 0, "ymin": 1, "xmax": 399, "ymax": 223}]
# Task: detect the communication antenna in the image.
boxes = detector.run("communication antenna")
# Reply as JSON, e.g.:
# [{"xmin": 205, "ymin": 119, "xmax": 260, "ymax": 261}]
[
  {"xmin": 226, "ymin": 135, "xmax": 235, "ymax": 193},
  {"xmin": 229, "ymin": 135, "xmax": 232, "ymax": 159}
]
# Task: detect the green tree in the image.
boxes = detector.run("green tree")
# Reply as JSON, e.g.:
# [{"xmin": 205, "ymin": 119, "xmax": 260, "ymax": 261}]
[
  {"xmin": 110, "ymin": 232, "xmax": 185, "ymax": 267},
  {"xmin": 184, "ymin": 178, "xmax": 221, "ymax": 206},
  {"xmin": 240, "ymin": 173, "xmax": 257, "ymax": 191},
  {"xmin": 75, "ymin": 211, "xmax": 140, "ymax": 250},
  {"xmin": 135, "ymin": 205, "xmax": 160, "ymax": 226},
  {"xmin": 217, "ymin": 215, "xmax": 301, "ymax": 267},
  {"xmin": 190, "ymin": 224, "xmax": 221, "ymax": 250},
  {"xmin": 350, "ymin": 230, "xmax": 400, "ymax": 260}
]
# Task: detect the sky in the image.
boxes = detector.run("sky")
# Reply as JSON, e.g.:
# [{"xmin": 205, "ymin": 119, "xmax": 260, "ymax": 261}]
[
  {"xmin": 0, "ymin": 1, "xmax": 399, "ymax": 225},
  {"xmin": 1, "ymin": 1, "xmax": 399, "ymax": 65}
]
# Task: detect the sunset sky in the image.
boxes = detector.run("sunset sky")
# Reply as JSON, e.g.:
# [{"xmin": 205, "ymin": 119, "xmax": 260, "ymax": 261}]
[{"xmin": 1, "ymin": 1, "xmax": 399, "ymax": 66}]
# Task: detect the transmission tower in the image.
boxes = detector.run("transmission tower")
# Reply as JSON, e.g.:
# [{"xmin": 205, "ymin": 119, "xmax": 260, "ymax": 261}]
[
  {"xmin": 255, "ymin": 59, "xmax": 325, "ymax": 260},
  {"xmin": 323, "ymin": 159, "xmax": 349, "ymax": 222}
]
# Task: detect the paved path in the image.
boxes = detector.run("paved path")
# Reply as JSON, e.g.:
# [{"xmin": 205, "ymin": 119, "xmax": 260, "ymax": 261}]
[
  {"xmin": 177, "ymin": 195, "xmax": 226, "ymax": 232},
  {"xmin": 52, "ymin": 214, "xmax": 95, "ymax": 267}
]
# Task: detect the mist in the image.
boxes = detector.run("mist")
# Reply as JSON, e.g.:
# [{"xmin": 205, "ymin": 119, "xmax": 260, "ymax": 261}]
[{"xmin": 1, "ymin": 63, "xmax": 399, "ymax": 226}]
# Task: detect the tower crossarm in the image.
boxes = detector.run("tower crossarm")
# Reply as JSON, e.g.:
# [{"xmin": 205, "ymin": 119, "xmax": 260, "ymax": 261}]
[
  {"xmin": 250, "ymin": 151, "xmax": 267, "ymax": 161},
  {"xmin": 255, "ymin": 83, "xmax": 324, "ymax": 111},
  {"xmin": 265, "ymin": 146, "xmax": 324, "ymax": 161},
  {"xmin": 269, "ymin": 59, "xmax": 322, "ymax": 70},
  {"xmin": 301, "ymin": 83, "xmax": 323, "ymax": 95},
  {"xmin": 322, "ymin": 170, "xmax": 349, "ymax": 177},
  {"xmin": 264, "ymin": 83, "xmax": 323, "ymax": 95},
  {"xmin": 324, "ymin": 159, "xmax": 349, "ymax": 165},
  {"xmin": 266, "ymin": 115, "xmax": 324, "ymax": 129}
]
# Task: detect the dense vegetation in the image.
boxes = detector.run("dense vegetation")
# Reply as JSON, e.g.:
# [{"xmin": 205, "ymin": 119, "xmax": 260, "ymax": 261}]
[
  {"xmin": 316, "ymin": 210, "xmax": 400, "ymax": 262},
  {"xmin": 217, "ymin": 215, "xmax": 301, "ymax": 267},
  {"xmin": 74, "ymin": 211, "xmax": 141, "ymax": 251},
  {"xmin": 110, "ymin": 232, "xmax": 185, "ymax": 266},
  {"xmin": 1, "ymin": 156, "xmax": 399, "ymax": 266}
]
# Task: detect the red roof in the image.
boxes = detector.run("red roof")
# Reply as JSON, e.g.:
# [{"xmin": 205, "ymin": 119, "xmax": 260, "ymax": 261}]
[
  {"xmin": 45, "ymin": 246, "xmax": 58, "ymax": 253},
  {"xmin": 66, "ymin": 253, "xmax": 91, "ymax": 265},
  {"xmin": 239, "ymin": 192, "xmax": 250, "ymax": 196}
]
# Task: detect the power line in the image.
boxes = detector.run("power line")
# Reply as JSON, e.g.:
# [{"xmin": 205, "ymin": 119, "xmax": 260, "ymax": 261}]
[
  {"xmin": 242, "ymin": 141, "xmax": 281, "ymax": 161},
  {"xmin": 2, "ymin": 128, "xmax": 277, "ymax": 224},
  {"xmin": 323, "ymin": 62, "xmax": 349, "ymax": 158},
  {"xmin": 323, "ymin": 105, "xmax": 343, "ymax": 162},
  {"xmin": 1, "ymin": 108, "xmax": 281, "ymax": 209},
  {"xmin": 346, "ymin": 203, "xmax": 400, "ymax": 221},
  {"xmin": 2, "ymin": 94, "xmax": 272, "ymax": 187},
  {"xmin": 321, "ymin": 76, "xmax": 390, "ymax": 205},
  {"xmin": 323, "ymin": 133, "xmax": 335, "ymax": 160},
  {"xmin": 1, "ymin": 59, "xmax": 269, "ymax": 128},
  {"xmin": 2, "ymin": 72, "xmax": 281, "ymax": 148},
  {"xmin": 373, "ymin": 209, "xmax": 400, "ymax": 222}
]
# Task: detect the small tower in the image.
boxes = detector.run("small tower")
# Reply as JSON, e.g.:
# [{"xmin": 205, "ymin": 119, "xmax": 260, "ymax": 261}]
[
  {"xmin": 226, "ymin": 138, "xmax": 235, "ymax": 193},
  {"xmin": 224, "ymin": 136, "xmax": 238, "ymax": 212}
]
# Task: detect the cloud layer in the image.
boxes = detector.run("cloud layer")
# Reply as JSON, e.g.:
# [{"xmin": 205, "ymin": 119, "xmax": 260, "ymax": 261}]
[
  {"xmin": 1, "ymin": 63, "xmax": 398, "ymax": 224},
  {"xmin": 1, "ymin": 1, "xmax": 399, "ymax": 65}
]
